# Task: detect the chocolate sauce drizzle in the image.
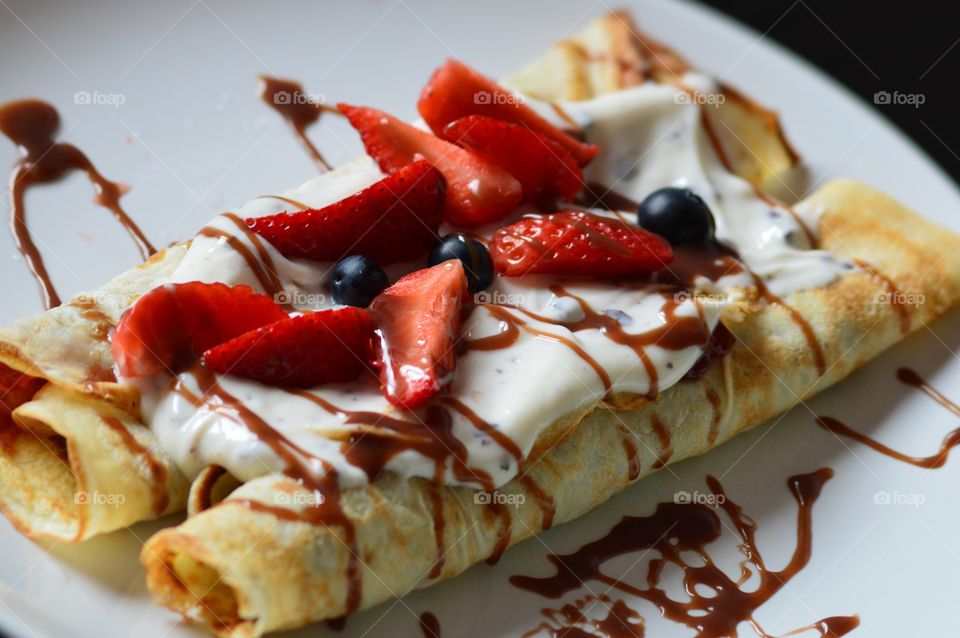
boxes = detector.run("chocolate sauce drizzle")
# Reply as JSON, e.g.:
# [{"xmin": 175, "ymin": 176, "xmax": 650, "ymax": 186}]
[
  {"xmin": 523, "ymin": 596, "xmax": 645, "ymax": 638},
  {"xmin": 511, "ymin": 469, "xmax": 858, "ymax": 638},
  {"xmin": 0, "ymin": 99, "xmax": 156, "ymax": 309},
  {"xmin": 817, "ymin": 367, "xmax": 960, "ymax": 468},
  {"xmin": 419, "ymin": 611, "xmax": 441, "ymax": 638},
  {"xmin": 258, "ymin": 76, "xmax": 341, "ymax": 172},
  {"xmin": 464, "ymin": 287, "xmax": 713, "ymax": 401}
]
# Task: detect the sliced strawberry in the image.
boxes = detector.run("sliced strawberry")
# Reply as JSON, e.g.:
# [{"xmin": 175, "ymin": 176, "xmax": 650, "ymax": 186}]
[
  {"xmin": 490, "ymin": 211, "xmax": 673, "ymax": 278},
  {"xmin": 246, "ymin": 160, "xmax": 444, "ymax": 265},
  {"xmin": 444, "ymin": 115, "xmax": 582, "ymax": 206},
  {"xmin": 338, "ymin": 103, "xmax": 522, "ymax": 226},
  {"xmin": 202, "ymin": 308, "xmax": 376, "ymax": 388},
  {"xmin": 417, "ymin": 59, "xmax": 600, "ymax": 166},
  {"xmin": 112, "ymin": 282, "xmax": 287, "ymax": 378},
  {"xmin": 368, "ymin": 260, "xmax": 467, "ymax": 409}
]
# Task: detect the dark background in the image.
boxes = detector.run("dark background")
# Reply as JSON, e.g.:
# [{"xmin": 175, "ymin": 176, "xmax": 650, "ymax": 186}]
[{"xmin": 701, "ymin": 1, "xmax": 960, "ymax": 184}]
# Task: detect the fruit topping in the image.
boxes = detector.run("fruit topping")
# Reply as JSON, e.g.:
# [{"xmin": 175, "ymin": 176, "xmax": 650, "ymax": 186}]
[
  {"xmin": 330, "ymin": 255, "xmax": 390, "ymax": 308},
  {"xmin": 417, "ymin": 59, "xmax": 599, "ymax": 166},
  {"xmin": 112, "ymin": 283, "xmax": 287, "ymax": 377},
  {"xmin": 246, "ymin": 160, "xmax": 444, "ymax": 264},
  {"xmin": 368, "ymin": 260, "xmax": 468, "ymax": 409},
  {"xmin": 202, "ymin": 308, "xmax": 377, "ymax": 388},
  {"xmin": 490, "ymin": 211, "xmax": 673, "ymax": 277},
  {"xmin": 339, "ymin": 103, "xmax": 522, "ymax": 226},
  {"xmin": 428, "ymin": 233, "xmax": 493, "ymax": 293},
  {"xmin": 637, "ymin": 187, "xmax": 716, "ymax": 245},
  {"xmin": 443, "ymin": 115, "xmax": 582, "ymax": 206}
]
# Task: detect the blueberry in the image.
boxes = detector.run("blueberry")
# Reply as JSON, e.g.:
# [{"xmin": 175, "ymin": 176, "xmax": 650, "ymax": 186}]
[
  {"xmin": 637, "ymin": 187, "xmax": 715, "ymax": 245},
  {"xmin": 428, "ymin": 233, "xmax": 493, "ymax": 293},
  {"xmin": 330, "ymin": 255, "xmax": 389, "ymax": 307}
]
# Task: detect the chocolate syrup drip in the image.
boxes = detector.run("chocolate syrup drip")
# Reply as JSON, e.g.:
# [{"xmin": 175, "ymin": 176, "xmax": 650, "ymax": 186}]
[
  {"xmin": 648, "ymin": 415, "xmax": 672, "ymax": 468},
  {"xmin": 511, "ymin": 469, "xmax": 857, "ymax": 638},
  {"xmin": 854, "ymin": 259, "xmax": 911, "ymax": 335},
  {"xmin": 173, "ymin": 367, "xmax": 361, "ymax": 613},
  {"xmin": 100, "ymin": 416, "xmax": 169, "ymax": 515},
  {"xmin": 198, "ymin": 212, "xmax": 284, "ymax": 297},
  {"xmin": 519, "ymin": 473, "xmax": 556, "ymax": 530},
  {"xmin": 0, "ymin": 99, "xmax": 156, "ymax": 309},
  {"xmin": 523, "ymin": 596, "xmax": 645, "ymax": 638},
  {"xmin": 683, "ymin": 322, "xmax": 736, "ymax": 381},
  {"xmin": 817, "ymin": 367, "xmax": 960, "ymax": 468},
  {"xmin": 752, "ymin": 273, "xmax": 826, "ymax": 376},
  {"xmin": 419, "ymin": 611, "xmax": 441, "ymax": 638},
  {"xmin": 258, "ymin": 76, "xmax": 340, "ymax": 172},
  {"xmin": 615, "ymin": 423, "xmax": 641, "ymax": 481}
]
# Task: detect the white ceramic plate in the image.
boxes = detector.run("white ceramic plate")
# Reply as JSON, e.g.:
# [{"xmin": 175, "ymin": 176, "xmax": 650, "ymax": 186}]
[{"xmin": 2, "ymin": 1, "xmax": 959, "ymax": 636}]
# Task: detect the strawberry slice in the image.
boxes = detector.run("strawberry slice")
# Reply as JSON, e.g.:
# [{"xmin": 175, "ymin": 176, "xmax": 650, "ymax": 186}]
[
  {"xmin": 368, "ymin": 260, "xmax": 468, "ymax": 409},
  {"xmin": 202, "ymin": 308, "xmax": 376, "ymax": 388},
  {"xmin": 112, "ymin": 282, "xmax": 287, "ymax": 378},
  {"xmin": 490, "ymin": 211, "xmax": 673, "ymax": 277},
  {"xmin": 444, "ymin": 115, "xmax": 583, "ymax": 206},
  {"xmin": 417, "ymin": 59, "xmax": 599, "ymax": 166},
  {"xmin": 338, "ymin": 103, "xmax": 522, "ymax": 226},
  {"xmin": 246, "ymin": 160, "xmax": 444, "ymax": 265}
]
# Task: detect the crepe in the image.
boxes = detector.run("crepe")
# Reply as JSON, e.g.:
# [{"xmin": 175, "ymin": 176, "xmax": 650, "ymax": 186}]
[
  {"xmin": 0, "ymin": 10, "xmax": 957, "ymax": 637},
  {"xmin": 0, "ymin": 246, "xmax": 191, "ymax": 541},
  {"xmin": 135, "ymin": 17, "xmax": 960, "ymax": 638}
]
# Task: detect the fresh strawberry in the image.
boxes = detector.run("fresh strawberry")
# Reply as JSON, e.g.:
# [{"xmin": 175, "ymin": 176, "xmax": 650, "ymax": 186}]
[
  {"xmin": 0, "ymin": 363, "xmax": 44, "ymax": 428},
  {"xmin": 338, "ymin": 103, "xmax": 522, "ymax": 226},
  {"xmin": 246, "ymin": 160, "xmax": 444, "ymax": 265},
  {"xmin": 368, "ymin": 260, "xmax": 467, "ymax": 409},
  {"xmin": 444, "ymin": 115, "xmax": 582, "ymax": 206},
  {"xmin": 202, "ymin": 308, "xmax": 376, "ymax": 388},
  {"xmin": 490, "ymin": 211, "xmax": 673, "ymax": 277},
  {"xmin": 417, "ymin": 59, "xmax": 599, "ymax": 166},
  {"xmin": 112, "ymin": 282, "xmax": 287, "ymax": 378}
]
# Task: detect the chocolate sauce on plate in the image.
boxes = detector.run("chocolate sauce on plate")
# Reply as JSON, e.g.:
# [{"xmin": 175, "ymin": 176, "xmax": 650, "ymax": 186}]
[
  {"xmin": 817, "ymin": 367, "xmax": 960, "ymax": 468},
  {"xmin": 511, "ymin": 469, "xmax": 858, "ymax": 638},
  {"xmin": 0, "ymin": 99, "xmax": 156, "ymax": 309},
  {"xmin": 258, "ymin": 76, "xmax": 340, "ymax": 172}
]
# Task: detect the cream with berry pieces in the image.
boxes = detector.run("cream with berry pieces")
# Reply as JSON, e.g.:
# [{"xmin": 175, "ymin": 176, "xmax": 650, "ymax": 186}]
[{"xmin": 117, "ymin": 59, "xmax": 848, "ymax": 492}]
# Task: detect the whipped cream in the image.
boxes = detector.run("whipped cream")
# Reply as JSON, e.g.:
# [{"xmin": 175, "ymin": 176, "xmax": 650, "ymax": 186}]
[{"xmin": 136, "ymin": 74, "xmax": 849, "ymax": 491}]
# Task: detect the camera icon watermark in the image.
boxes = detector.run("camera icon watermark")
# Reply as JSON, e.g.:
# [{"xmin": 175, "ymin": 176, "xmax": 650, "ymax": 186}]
[
  {"xmin": 473, "ymin": 90, "xmax": 524, "ymax": 106},
  {"xmin": 673, "ymin": 290, "xmax": 727, "ymax": 305},
  {"xmin": 873, "ymin": 490, "xmax": 925, "ymax": 508},
  {"xmin": 474, "ymin": 490, "xmax": 525, "ymax": 507},
  {"xmin": 273, "ymin": 90, "xmax": 326, "ymax": 107},
  {"xmin": 674, "ymin": 92, "xmax": 726, "ymax": 107},
  {"xmin": 874, "ymin": 291, "xmax": 924, "ymax": 306},
  {"xmin": 873, "ymin": 91, "xmax": 925, "ymax": 108},
  {"xmin": 74, "ymin": 491, "xmax": 126, "ymax": 507},
  {"xmin": 275, "ymin": 290, "xmax": 326, "ymax": 306},
  {"xmin": 474, "ymin": 290, "xmax": 526, "ymax": 306},
  {"xmin": 73, "ymin": 90, "xmax": 126, "ymax": 108},
  {"xmin": 674, "ymin": 490, "xmax": 725, "ymax": 507},
  {"xmin": 273, "ymin": 491, "xmax": 325, "ymax": 507}
]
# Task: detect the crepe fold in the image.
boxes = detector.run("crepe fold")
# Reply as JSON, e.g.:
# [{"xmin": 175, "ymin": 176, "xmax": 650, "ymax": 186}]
[
  {"xmin": 140, "ymin": 186, "xmax": 960, "ymax": 637},
  {"xmin": 0, "ymin": 245, "xmax": 190, "ymax": 541}
]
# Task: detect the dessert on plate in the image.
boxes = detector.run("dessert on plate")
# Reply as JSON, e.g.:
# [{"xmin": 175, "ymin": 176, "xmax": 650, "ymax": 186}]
[{"xmin": 1, "ymin": 11, "xmax": 959, "ymax": 637}]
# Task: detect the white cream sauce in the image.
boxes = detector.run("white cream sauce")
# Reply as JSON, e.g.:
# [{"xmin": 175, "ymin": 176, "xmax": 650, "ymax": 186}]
[{"xmin": 134, "ymin": 74, "xmax": 850, "ymax": 490}]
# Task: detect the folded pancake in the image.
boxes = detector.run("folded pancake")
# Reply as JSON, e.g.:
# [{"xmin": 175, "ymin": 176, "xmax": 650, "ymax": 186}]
[
  {"xmin": 137, "ymin": 18, "xmax": 960, "ymax": 638},
  {"xmin": 0, "ymin": 246, "xmax": 191, "ymax": 540},
  {"xmin": 502, "ymin": 11, "xmax": 800, "ymax": 193},
  {"xmin": 140, "ymin": 179, "xmax": 960, "ymax": 636}
]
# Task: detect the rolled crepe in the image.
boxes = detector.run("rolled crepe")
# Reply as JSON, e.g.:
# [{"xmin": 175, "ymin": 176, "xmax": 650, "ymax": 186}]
[
  {"xmin": 141, "ymin": 178, "xmax": 960, "ymax": 636},
  {"xmin": 0, "ymin": 245, "xmax": 191, "ymax": 541}
]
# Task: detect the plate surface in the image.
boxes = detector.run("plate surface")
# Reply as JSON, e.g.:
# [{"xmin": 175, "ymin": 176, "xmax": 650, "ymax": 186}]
[{"xmin": 2, "ymin": 1, "xmax": 959, "ymax": 636}]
